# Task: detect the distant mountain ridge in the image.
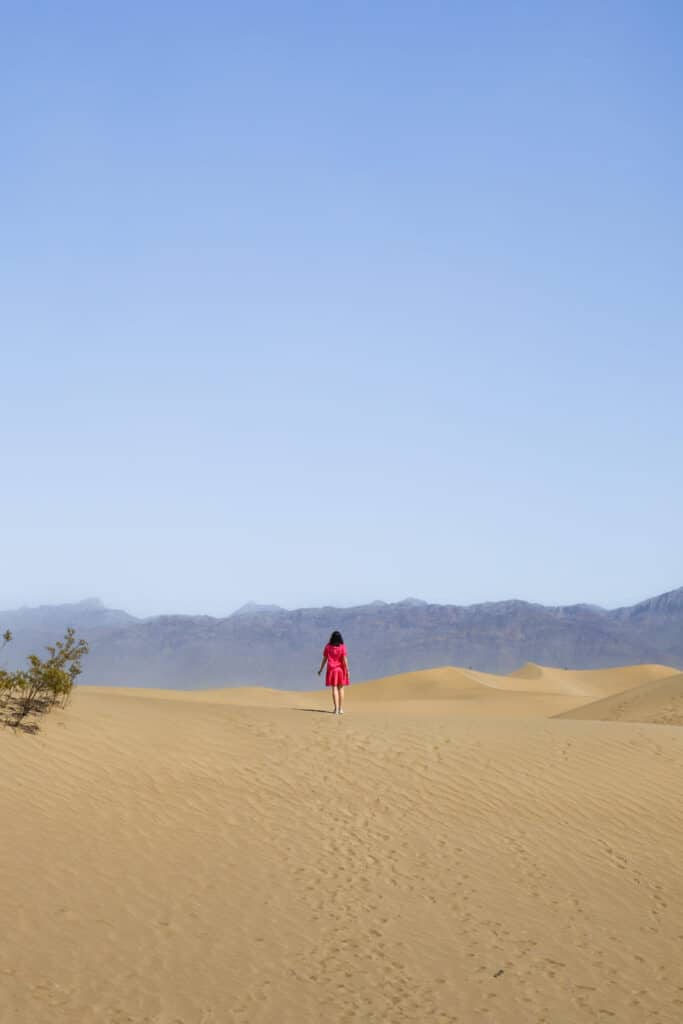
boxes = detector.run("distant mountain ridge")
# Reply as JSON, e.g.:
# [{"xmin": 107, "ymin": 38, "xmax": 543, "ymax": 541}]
[{"xmin": 2, "ymin": 589, "xmax": 682, "ymax": 690}]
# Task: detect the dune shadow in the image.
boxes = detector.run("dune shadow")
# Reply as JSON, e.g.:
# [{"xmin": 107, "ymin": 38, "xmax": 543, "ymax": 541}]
[
  {"xmin": 1, "ymin": 695, "xmax": 57, "ymax": 734},
  {"xmin": 1, "ymin": 702, "xmax": 44, "ymax": 733},
  {"xmin": 292, "ymin": 707, "xmax": 336, "ymax": 714}
]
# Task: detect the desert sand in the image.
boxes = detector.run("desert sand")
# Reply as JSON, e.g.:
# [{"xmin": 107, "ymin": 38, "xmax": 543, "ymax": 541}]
[
  {"xmin": 1, "ymin": 663, "xmax": 682, "ymax": 1023},
  {"xmin": 556, "ymin": 670, "xmax": 683, "ymax": 726}
]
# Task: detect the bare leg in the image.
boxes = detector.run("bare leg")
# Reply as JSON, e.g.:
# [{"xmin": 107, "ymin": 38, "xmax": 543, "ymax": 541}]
[
  {"xmin": 331, "ymin": 686, "xmax": 339, "ymax": 713},
  {"xmin": 338, "ymin": 685, "xmax": 345, "ymax": 713}
]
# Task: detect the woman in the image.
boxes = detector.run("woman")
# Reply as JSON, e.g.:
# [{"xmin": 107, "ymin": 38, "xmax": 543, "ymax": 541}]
[{"xmin": 317, "ymin": 630, "xmax": 349, "ymax": 714}]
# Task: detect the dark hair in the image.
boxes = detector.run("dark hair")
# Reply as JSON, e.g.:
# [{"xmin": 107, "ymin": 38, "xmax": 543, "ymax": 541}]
[{"xmin": 329, "ymin": 630, "xmax": 344, "ymax": 647}]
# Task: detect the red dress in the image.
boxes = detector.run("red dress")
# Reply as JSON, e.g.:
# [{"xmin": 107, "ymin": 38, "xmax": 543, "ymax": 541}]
[{"xmin": 324, "ymin": 643, "xmax": 349, "ymax": 687}]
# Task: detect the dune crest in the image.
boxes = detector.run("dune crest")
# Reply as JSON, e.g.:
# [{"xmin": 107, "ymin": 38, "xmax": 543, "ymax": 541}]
[
  {"xmin": 83, "ymin": 662, "xmax": 681, "ymax": 717},
  {"xmin": 505, "ymin": 661, "xmax": 676, "ymax": 697},
  {"xmin": 350, "ymin": 667, "xmax": 487, "ymax": 700},
  {"xmin": 335, "ymin": 662, "xmax": 679, "ymax": 705}
]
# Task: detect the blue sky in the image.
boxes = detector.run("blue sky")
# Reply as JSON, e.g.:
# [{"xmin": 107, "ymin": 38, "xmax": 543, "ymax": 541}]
[{"xmin": 2, "ymin": 1, "xmax": 682, "ymax": 616}]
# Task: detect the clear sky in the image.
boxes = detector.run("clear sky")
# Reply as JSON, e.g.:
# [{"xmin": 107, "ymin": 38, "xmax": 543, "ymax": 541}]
[{"xmin": 2, "ymin": 1, "xmax": 682, "ymax": 617}]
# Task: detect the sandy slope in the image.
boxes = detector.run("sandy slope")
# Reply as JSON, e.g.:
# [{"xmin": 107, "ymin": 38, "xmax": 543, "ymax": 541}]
[
  {"xmin": 505, "ymin": 661, "xmax": 676, "ymax": 696},
  {"xmin": 88, "ymin": 662, "xmax": 676, "ymax": 707},
  {"xmin": 557, "ymin": 671, "xmax": 683, "ymax": 726},
  {"xmin": 1, "ymin": 669, "xmax": 682, "ymax": 1024}
]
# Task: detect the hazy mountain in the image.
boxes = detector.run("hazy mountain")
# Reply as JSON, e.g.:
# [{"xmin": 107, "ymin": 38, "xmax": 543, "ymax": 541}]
[
  {"xmin": 2, "ymin": 588, "xmax": 682, "ymax": 690},
  {"xmin": 231, "ymin": 602, "xmax": 286, "ymax": 617},
  {"xmin": 0, "ymin": 598, "xmax": 136, "ymax": 669}
]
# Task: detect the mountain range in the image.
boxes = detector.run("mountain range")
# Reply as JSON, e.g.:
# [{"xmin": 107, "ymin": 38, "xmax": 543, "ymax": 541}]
[{"xmin": 2, "ymin": 588, "xmax": 683, "ymax": 690}]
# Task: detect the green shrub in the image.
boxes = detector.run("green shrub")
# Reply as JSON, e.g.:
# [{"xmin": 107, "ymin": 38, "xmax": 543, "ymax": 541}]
[{"xmin": 0, "ymin": 627, "xmax": 89, "ymax": 729}]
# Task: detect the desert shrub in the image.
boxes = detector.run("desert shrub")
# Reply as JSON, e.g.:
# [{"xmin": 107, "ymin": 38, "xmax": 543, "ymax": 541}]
[
  {"xmin": 0, "ymin": 671, "xmax": 13, "ymax": 709},
  {"xmin": 0, "ymin": 630, "xmax": 13, "ymax": 708},
  {"xmin": 0, "ymin": 627, "xmax": 89, "ymax": 729}
]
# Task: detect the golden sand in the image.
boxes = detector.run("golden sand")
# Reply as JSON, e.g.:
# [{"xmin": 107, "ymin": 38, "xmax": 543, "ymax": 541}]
[
  {"xmin": 1, "ymin": 663, "xmax": 682, "ymax": 1023},
  {"xmin": 556, "ymin": 670, "xmax": 683, "ymax": 726}
]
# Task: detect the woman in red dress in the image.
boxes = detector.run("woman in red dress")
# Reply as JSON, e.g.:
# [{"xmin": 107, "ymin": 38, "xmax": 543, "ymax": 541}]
[{"xmin": 317, "ymin": 630, "xmax": 349, "ymax": 715}]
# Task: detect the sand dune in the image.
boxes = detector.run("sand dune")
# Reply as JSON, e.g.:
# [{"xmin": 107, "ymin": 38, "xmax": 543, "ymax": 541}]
[
  {"xmin": 1, "ymin": 670, "xmax": 682, "ymax": 1023},
  {"xmin": 351, "ymin": 666, "xmax": 487, "ymax": 699},
  {"xmin": 347, "ymin": 662, "xmax": 675, "ymax": 701},
  {"xmin": 556, "ymin": 670, "xmax": 683, "ymax": 725},
  {"xmin": 89, "ymin": 661, "xmax": 677, "ymax": 708},
  {"xmin": 506, "ymin": 660, "xmax": 676, "ymax": 696}
]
